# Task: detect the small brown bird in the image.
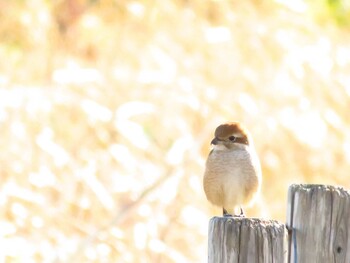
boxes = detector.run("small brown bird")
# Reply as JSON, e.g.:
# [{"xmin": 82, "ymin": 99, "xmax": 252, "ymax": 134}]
[{"xmin": 203, "ymin": 122, "xmax": 261, "ymax": 217}]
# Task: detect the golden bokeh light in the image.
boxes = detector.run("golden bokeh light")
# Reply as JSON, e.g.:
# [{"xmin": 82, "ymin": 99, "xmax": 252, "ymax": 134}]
[{"xmin": 0, "ymin": 0, "xmax": 350, "ymax": 262}]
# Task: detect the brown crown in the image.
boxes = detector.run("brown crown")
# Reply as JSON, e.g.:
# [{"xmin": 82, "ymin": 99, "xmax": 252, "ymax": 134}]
[{"xmin": 214, "ymin": 122, "xmax": 249, "ymax": 139}]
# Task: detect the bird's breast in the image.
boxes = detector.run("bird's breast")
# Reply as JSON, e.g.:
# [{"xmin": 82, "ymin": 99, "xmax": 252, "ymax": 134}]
[
  {"xmin": 205, "ymin": 148, "xmax": 259, "ymax": 177},
  {"xmin": 203, "ymin": 147, "xmax": 261, "ymax": 207}
]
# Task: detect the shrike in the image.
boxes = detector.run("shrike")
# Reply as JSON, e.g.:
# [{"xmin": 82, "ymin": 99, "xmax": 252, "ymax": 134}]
[{"xmin": 203, "ymin": 122, "xmax": 261, "ymax": 216}]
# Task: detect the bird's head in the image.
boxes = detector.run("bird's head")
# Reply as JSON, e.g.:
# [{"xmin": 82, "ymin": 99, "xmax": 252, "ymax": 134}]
[{"xmin": 211, "ymin": 122, "xmax": 251, "ymax": 150}]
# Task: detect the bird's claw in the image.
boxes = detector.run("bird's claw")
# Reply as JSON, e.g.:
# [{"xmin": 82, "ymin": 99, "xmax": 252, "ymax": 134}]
[
  {"xmin": 223, "ymin": 207, "xmax": 246, "ymax": 217},
  {"xmin": 238, "ymin": 207, "xmax": 245, "ymax": 217}
]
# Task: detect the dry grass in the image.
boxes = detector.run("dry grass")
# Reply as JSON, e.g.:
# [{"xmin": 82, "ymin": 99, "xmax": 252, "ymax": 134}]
[{"xmin": 1, "ymin": 0, "xmax": 350, "ymax": 262}]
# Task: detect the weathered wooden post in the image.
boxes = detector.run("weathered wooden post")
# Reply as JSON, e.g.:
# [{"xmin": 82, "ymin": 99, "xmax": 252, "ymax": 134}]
[
  {"xmin": 208, "ymin": 217, "xmax": 288, "ymax": 262},
  {"xmin": 287, "ymin": 184, "xmax": 350, "ymax": 263}
]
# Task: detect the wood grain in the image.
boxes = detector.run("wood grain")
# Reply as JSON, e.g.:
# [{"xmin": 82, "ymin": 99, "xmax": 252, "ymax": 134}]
[
  {"xmin": 208, "ymin": 217, "xmax": 288, "ymax": 263},
  {"xmin": 287, "ymin": 184, "xmax": 350, "ymax": 263}
]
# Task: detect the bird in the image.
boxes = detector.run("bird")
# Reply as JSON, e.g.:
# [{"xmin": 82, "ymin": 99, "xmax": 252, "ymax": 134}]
[{"xmin": 203, "ymin": 122, "xmax": 261, "ymax": 217}]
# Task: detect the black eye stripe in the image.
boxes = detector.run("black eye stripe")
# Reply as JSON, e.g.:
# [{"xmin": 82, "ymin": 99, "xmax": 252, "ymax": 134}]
[{"xmin": 229, "ymin": 136, "xmax": 236, "ymax": 141}]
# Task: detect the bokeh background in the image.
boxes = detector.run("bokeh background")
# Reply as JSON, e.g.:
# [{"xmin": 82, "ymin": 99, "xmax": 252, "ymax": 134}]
[{"xmin": 1, "ymin": 0, "xmax": 350, "ymax": 262}]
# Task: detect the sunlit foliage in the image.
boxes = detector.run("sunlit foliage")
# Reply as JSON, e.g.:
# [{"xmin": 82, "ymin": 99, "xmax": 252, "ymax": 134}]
[{"xmin": 0, "ymin": 0, "xmax": 350, "ymax": 262}]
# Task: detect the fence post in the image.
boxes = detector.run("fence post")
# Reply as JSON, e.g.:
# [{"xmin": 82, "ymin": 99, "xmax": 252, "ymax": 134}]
[
  {"xmin": 287, "ymin": 184, "xmax": 350, "ymax": 263},
  {"xmin": 208, "ymin": 217, "xmax": 288, "ymax": 262}
]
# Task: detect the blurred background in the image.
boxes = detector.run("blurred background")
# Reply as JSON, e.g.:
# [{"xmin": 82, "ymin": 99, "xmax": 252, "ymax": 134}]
[{"xmin": 1, "ymin": 0, "xmax": 350, "ymax": 262}]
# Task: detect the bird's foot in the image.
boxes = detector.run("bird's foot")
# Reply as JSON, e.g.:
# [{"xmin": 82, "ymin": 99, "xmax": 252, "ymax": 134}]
[
  {"xmin": 234, "ymin": 213, "xmax": 245, "ymax": 218},
  {"xmin": 232, "ymin": 207, "xmax": 246, "ymax": 217},
  {"xmin": 223, "ymin": 207, "xmax": 246, "ymax": 217},
  {"xmin": 237, "ymin": 207, "xmax": 245, "ymax": 217},
  {"xmin": 223, "ymin": 208, "xmax": 232, "ymax": 217}
]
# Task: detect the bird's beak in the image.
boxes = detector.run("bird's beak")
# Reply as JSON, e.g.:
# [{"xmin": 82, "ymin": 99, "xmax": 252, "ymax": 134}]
[{"xmin": 211, "ymin": 137, "xmax": 219, "ymax": 145}]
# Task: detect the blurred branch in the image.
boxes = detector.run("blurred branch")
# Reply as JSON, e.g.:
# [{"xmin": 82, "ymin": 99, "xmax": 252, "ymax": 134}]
[
  {"xmin": 68, "ymin": 168, "xmax": 175, "ymax": 262},
  {"xmin": 110, "ymin": 172, "xmax": 173, "ymax": 225}
]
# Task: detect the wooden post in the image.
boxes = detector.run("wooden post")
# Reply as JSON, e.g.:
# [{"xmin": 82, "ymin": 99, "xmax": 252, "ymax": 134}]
[
  {"xmin": 287, "ymin": 184, "xmax": 350, "ymax": 263},
  {"xmin": 208, "ymin": 217, "xmax": 288, "ymax": 262}
]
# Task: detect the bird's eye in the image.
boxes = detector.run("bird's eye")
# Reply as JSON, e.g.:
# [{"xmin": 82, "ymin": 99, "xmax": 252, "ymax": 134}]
[{"xmin": 229, "ymin": 136, "xmax": 236, "ymax": 141}]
